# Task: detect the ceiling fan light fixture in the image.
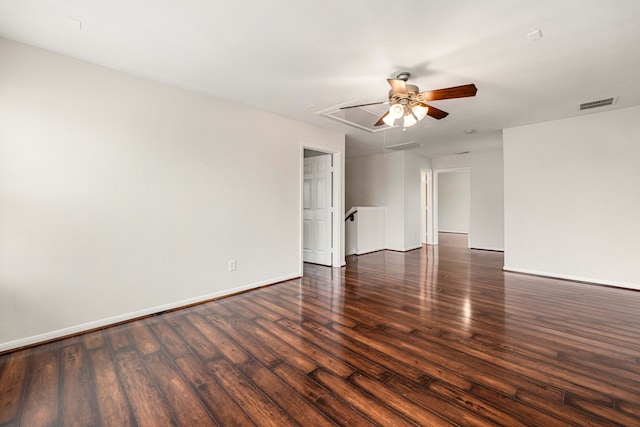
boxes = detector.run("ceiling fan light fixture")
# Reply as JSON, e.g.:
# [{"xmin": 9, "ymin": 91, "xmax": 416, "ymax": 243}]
[
  {"xmin": 389, "ymin": 103, "xmax": 405, "ymax": 119},
  {"xmin": 382, "ymin": 114, "xmax": 396, "ymax": 127},
  {"xmin": 412, "ymin": 104, "xmax": 429, "ymax": 121},
  {"xmin": 338, "ymin": 76, "xmax": 477, "ymax": 129},
  {"xmin": 403, "ymin": 113, "xmax": 417, "ymax": 127}
]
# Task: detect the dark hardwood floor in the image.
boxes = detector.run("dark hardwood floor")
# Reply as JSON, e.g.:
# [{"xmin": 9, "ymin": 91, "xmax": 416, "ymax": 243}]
[{"xmin": 2, "ymin": 233, "xmax": 640, "ymax": 426}]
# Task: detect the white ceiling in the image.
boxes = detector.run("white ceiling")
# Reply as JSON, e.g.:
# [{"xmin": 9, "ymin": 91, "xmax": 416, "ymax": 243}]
[{"xmin": 1, "ymin": 0, "xmax": 639, "ymax": 158}]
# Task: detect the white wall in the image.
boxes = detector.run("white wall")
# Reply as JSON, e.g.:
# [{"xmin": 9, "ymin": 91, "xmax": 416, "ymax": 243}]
[
  {"xmin": 346, "ymin": 152, "xmax": 387, "ymax": 209},
  {"xmin": 346, "ymin": 151, "xmax": 428, "ymax": 251},
  {"xmin": 504, "ymin": 106, "xmax": 640, "ymax": 289},
  {"xmin": 438, "ymin": 171, "xmax": 470, "ymax": 233},
  {"xmin": 0, "ymin": 39, "xmax": 345, "ymax": 350},
  {"xmin": 346, "ymin": 152, "xmax": 387, "ymax": 249},
  {"xmin": 432, "ymin": 149, "xmax": 504, "ymax": 250},
  {"xmin": 346, "ymin": 151, "xmax": 403, "ymax": 250},
  {"xmin": 382, "ymin": 152, "xmax": 407, "ymax": 251},
  {"xmin": 344, "ymin": 207, "xmax": 385, "ymax": 255}
]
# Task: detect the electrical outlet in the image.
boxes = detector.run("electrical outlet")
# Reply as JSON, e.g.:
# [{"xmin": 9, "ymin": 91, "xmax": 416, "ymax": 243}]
[{"xmin": 228, "ymin": 259, "xmax": 237, "ymax": 272}]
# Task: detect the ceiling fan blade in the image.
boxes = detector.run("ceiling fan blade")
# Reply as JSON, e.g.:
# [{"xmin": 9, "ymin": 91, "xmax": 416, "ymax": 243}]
[
  {"xmin": 339, "ymin": 101, "xmax": 388, "ymax": 110},
  {"xmin": 421, "ymin": 103, "xmax": 449, "ymax": 119},
  {"xmin": 374, "ymin": 112, "xmax": 389, "ymax": 126},
  {"xmin": 387, "ymin": 78, "xmax": 407, "ymax": 94},
  {"xmin": 418, "ymin": 84, "xmax": 477, "ymax": 102}
]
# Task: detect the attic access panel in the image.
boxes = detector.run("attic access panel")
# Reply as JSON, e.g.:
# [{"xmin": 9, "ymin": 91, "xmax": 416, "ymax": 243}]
[{"xmin": 316, "ymin": 101, "xmax": 398, "ymax": 133}]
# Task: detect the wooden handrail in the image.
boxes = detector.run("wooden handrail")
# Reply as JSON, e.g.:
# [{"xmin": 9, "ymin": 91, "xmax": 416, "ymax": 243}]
[{"xmin": 345, "ymin": 210, "xmax": 357, "ymax": 222}]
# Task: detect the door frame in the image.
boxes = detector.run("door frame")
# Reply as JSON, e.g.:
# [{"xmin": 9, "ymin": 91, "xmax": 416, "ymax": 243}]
[
  {"xmin": 300, "ymin": 143, "xmax": 343, "ymax": 271},
  {"xmin": 420, "ymin": 169, "xmax": 435, "ymax": 245}
]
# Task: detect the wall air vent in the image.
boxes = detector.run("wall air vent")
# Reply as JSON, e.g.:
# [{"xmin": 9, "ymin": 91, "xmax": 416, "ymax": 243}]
[
  {"xmin": 316, "ymin": 101, "xmax": 396, "ymax": 133},
  {"xmin": 385, "ymin": 141, "xmax": 421, "ymax": 151},
  {"xmin": 579, "ymin": 97, "xmax": 616, "ymax": 111}
]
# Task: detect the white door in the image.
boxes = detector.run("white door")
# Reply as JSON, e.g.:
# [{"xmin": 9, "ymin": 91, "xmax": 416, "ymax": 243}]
[{"xmin": 303, "ymin": 154, "xmax": 332, "ymax": 266}]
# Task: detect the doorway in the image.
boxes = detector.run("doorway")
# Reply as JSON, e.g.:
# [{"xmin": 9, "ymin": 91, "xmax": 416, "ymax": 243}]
[
  {"xmin": 303, "ymin": 150, "xmax": 332, "ymax": 266},
  {"xmin": 432, "ymin": 168, "xmax": 471, "ymax": 248},
  {"xmin": 301, "ymin": 146, "xmax": 343, "ymax": 269}
]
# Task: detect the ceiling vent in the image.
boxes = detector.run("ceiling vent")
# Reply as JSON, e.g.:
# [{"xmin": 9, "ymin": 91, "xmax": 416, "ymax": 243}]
[
  {"xmin": 579, "ymin": 97, "xmax": 617, "ymax": 111},
  {"xmin": 316, "ymin": 101, "xmax": 397, "ymax": 133},
  {"xmin": 385, "ymin": 141, "xmax": 421, "ymax": 151}
]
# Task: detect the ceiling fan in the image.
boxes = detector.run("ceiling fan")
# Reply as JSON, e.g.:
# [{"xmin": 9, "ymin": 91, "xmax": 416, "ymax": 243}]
[{"xmin": 340, "ymin": 72, "xmax": 477, "ymax": 128}]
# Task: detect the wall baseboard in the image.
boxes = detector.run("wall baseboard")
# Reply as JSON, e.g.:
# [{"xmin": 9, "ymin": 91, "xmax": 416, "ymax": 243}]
[
  {"xmin": 471, "ymin": 246, "xmax": 504, "ymax": 252},
  {"xmin": 384, "ymin": 244, "xmax": 423, "ymax": 253},
  {"xmin": 502, "ymin": 266, "xmax": 640, "ymax": 291},
  {"xmin": 0, "ymin": 273, "xmax": 300, "ymax": 353},
  {"xmin": 356, "ymin": 246, "xmax": 385, "ymax": 255}
]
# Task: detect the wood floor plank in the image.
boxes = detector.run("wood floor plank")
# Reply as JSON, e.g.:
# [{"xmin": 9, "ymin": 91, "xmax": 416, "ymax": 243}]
[
  {"xmin": 331, "ymin": 322, "xmax": 473, "ymax": 391},
  {"xmin": 201, "ymin": 310, "xmax": 283, "ymax": 368},
  {"xmin": 174, "ymin": 352, "xmax": 257, "ymax": 426},
  {"xmin": 276, "ymin": 293, "xmax": 342, "ymax": 326},
  {"xmin": 146, "ymin": 315, "xmax": 191, "ymax": 360},
  {"xmin": 515, "ymin": 388, "xmax": 618, "ymax": 427},
  {"xmin": 0, "ymin": 351, "xmax": 29, "ymax": 425},
  {"xmin": 411, "ymin": 328, "xmax": 620, "ymax": 405},
  {"xmin": 105, "ymin": 324, "xmax": 134, "ymax": 353},
  {"xmin": 88, "ymin": 348, "xmax": 135, "ymax": 427},
  {"xmin": 128, "ymin": 321, "xmax": 161, "ymax": 357},
  {"xmin": 259, "ymin": 288, "xmax": 368, "ymax": 329},
  {"xmin": 228, "ymin": 294, "xmax": 283, "ymax": 322},
  {"xmin": 301, "ymin": 318, "xmax": 431, "ymax": 385},
  {"xmin": 445, "ymin": 327, "xmax": 638, "ymax": 404},
  {"xmin": 60, "ymin": 344, "xmax": 98, "ymax": 427},
  {"xmin": 186, "ymin": 313, "xmax": 249, "ymax": 365},
  {"xmin": 239, "ymin": 292, "xmax": 305, "ymax": 324},
  {"xmin": 616, "ymin": 399, "xmax": 640, "ymax": 420},
  {"xmin": 240, "ymin": 358, "xmax": 336, "ymax": 427},
  {"xmin": 310, "ymin": 368, "xmax": 417, "ymax": 426},
  {"xmin": 347, "ymin": 372, "xmax": 453, "ymax": 426},
  {"xmin": 276, "ymin": 317, "xmax": 390, "ymax": 381},
  {"xmin": 385, "ymin": 375, "xmax": 503, "ymax": 427},
  {"xmin": 397, "ymin": 327, "xmax": 566, "ymax": 403},
  {"xmin": 169, "ymin": 314, "xmax": 219, "ymax": 361},
  {"xmin": 272, "ymin": 362, "xmax": 378, "ymax": 427},
  {"xmin": 254, "ymin": 317, "xmax": 355, "ymax": 378},
  {"xmin": 564, "ymin": 392, "xmax": 640, "ymax": 426},
  {"xmin": 3, "ymin": 233, "xmax": 640, "ymax": 426},
  {"xmin": 205, "ymin": 358, "xmax": 296, "ymax": 427},
  {"xmin": 20, "ymin": 345, "xmax": 59, "ymax": 427},
  {"xmin": 280, "ymin": 288, "xmax": 361, "ymax": 329},
  {"xmin": 114, "ymin": 350, "xmax": 175, "ymax": 427},
  {"xmin": 197, "ymin": 300, "xmax": 234, "ymax": 318},
  {"xmin": 82, "ymin": 330, "xmax": 105, "ymax": 351},
  {"xmin": 353, "ymin": 323, "xmax": 520, "ymax": 397},
  {"xmin": 217, "ymin": 297, "xmax": 260, "ymax": 320},
  {"xmin": 143, "ymin": 351, "xmax": 216, "ymax": 426},
  {"xmin": 226, "ymin": 316, "xmax": 318, "ymax": 374},
  {"xmin": 462, "ymin": 382, "xmax": 571, "ymax": 426}
]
